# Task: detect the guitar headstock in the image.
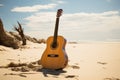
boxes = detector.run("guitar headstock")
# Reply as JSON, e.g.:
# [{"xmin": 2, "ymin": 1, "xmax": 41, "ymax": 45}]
[{"xmin": 56, "ymin": 9, "xmax": 63, "ymax": 18}]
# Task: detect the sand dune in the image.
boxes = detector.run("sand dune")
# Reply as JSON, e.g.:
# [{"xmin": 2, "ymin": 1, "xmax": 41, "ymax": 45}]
[{"xmin": 0, "ymin": 41, "xmax": 120, "ymax": 80}]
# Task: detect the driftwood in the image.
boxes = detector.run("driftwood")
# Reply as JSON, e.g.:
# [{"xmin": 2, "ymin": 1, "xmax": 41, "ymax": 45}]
[
  {"xmin": 14, "ymin": 22, "xmax": 26, "ymax": 45},
  {"xmin": 0, "ymin": 18, "xmax": 20, "ymax": 49},
  {"xmin": 0, "ymin": 18, "xmax": 46, "ymax": 49}
]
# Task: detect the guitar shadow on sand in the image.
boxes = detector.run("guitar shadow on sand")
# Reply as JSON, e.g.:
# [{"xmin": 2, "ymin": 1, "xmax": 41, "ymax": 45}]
[{"xmin": 38, "ymin": 68, "xmax": 67, "ymax": 77}]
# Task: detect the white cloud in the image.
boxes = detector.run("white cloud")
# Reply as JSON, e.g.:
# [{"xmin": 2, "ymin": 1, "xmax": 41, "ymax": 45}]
[
  {"xmin": 57, "ymin": 1, "xmax": 66, "ymax": 4},
  {"xmin": 51, "ymin": 0, "xmax": 66, "ymax": 4},
  {"xmin": 61, "ymin": 11, "xmax": 120, "ymax": 32},
  {"xmin": 11, "ymin": 3, "xmax": 57, "ymax": 12},
  {"xmin": 24, "ymin": 11, "xmax": 120, "ymax": 41},
  {"xmin": 24, "ymin": 12, "xmax": 56, "ymax": 39},
  {"xmin": 0, "ymin": 4, "xmax": 4, "ymax": 7}
]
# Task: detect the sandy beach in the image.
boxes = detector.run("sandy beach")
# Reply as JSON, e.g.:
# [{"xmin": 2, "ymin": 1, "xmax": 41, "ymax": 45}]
[{"xmin": 0, "ymin": 41, "xmax": 120, "ymax": 80}]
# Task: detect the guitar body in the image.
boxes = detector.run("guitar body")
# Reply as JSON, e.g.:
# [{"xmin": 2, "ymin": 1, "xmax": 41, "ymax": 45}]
[{"xmin": 40, "ymin": 36, "xmax": 68, "ymax": 69}]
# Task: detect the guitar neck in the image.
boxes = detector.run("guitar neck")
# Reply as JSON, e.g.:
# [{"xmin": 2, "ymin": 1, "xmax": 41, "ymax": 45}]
[
  {"xmin": 52, "ymin": 9, "xmax": 63, "ymax": 47},
  {"xmin": 53, "ymin": 17, "xmax": 59, "ymax": 43}
]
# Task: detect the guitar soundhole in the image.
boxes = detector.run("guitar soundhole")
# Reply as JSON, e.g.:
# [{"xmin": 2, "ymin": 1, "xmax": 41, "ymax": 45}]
[
  {"xmin": 48, "ymin": 54, "xmax": 59, "ymax": 57},
  {"xmin": 51, "ymin": 42, "xmax": 58, "ymax": 49}
]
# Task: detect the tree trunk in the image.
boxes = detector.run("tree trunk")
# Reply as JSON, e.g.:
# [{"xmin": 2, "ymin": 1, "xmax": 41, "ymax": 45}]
[{"xmin": 0, "ymin": 18, "xmax": 20, "ymax": 49}]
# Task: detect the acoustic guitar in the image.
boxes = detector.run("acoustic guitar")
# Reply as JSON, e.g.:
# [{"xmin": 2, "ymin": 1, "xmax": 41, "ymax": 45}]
[{"xmin": 39, "ymin": 9, "xmax": 68, "ymax": 69}]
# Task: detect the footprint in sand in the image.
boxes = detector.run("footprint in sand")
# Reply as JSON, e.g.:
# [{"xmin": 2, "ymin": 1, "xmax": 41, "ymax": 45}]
[
  {"xmin": 65, "ymin": 75, "xmax": 79, "ymax": 80},
  {"xmin": 67, "ymin": 63, "xmax": 80, "ymax": 69},
  {"xmin": 97, "ymin": 61, "xmax": 107, "ymax": 65},
  {"xmin": 71, "ymin": 65, "xmax": 80, "ymax": 69},
  {"xmin": 104, "ymin": 77, "xmax": 120, "ymax": 80},
  {"xmin": 0, "ymin": 48, "xmax": 6, "ymax": 51}
]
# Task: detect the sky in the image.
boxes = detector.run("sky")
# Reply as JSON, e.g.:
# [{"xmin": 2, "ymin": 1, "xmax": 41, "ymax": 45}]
[{"xmin": 0, "ymin": 0, "xmax": 120, "ymax": 42}]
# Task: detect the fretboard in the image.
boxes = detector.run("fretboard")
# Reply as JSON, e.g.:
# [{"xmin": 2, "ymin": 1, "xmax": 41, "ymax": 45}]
[{"xmin": 53, "ymin": 17, "xmax": 59, "ymax": 44}]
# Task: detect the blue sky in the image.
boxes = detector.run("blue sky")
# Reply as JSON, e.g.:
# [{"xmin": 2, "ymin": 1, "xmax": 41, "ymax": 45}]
[{"xmin": 0, "ymin": 0, "xmax": 120, "ymax": 42}]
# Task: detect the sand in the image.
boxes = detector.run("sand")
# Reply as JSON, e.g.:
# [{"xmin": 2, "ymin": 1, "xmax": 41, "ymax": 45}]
[{"xmin": 0, "ymin": 41, "xmax": 120, "ymax": 80}]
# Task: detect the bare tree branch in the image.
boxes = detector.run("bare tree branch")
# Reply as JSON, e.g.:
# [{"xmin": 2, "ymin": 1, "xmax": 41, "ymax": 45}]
[{"xmin": 14, "ymin": 21, "xmax": 26, "ymax": 45}]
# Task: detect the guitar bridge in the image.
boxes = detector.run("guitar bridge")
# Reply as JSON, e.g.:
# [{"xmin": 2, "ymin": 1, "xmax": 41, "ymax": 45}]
[{"xmin": 48, "ymin": 54, "xmax": 59, "ymax": 57}]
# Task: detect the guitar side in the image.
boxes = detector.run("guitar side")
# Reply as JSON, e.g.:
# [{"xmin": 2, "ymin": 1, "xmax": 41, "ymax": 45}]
[{"xmin": 39, "ymin": 36, "xmax": 68, "ymax": 69}]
